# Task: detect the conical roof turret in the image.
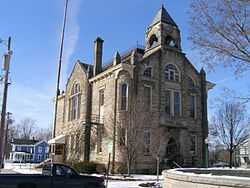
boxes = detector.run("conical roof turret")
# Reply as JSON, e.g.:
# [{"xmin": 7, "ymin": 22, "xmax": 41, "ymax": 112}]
[{"xmin": 150, "ymin": 5, "xmax": 178, "ymax": 27}]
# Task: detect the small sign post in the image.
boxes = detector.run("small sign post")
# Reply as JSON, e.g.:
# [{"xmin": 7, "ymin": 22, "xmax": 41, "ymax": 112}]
[{"xmin": 106, "ymin": 153, "xmax": 111, "ymax": 188}]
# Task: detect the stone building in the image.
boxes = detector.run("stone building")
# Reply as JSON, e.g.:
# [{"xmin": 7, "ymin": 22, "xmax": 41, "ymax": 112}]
[
  {"xmin": 50, "ymin": 6, "xmax": 214, "ymax": 172},
  {"xmin": 235, "ymin": 139, "xmax": 249, "ymax": 167}
]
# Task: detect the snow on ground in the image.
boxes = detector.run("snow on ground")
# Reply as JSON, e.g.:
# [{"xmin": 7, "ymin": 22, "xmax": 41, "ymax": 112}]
[
  {"xmin": 90, "ymin": 173, "xmax": 163, "ymax": 181},
  {"xmin": 4, "ymin": 162, "xmax": 41, "ymax": 174},
  {"xmin": 108, "ymin": 180, "xmax": 162, "ymax": 188},
  {"xmin": 92, "ymin": 174, "xmax": 163, "ymax": 188},
  {"xmin": 0, "ymin": 169, "xmax": 19, "ymax": 174},
  {"xmin": 4, "ymin": 162, "xmax": 163, "ymax": 187}
]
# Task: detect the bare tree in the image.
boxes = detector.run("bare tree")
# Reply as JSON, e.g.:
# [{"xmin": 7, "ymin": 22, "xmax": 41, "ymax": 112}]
[
  {"xmin": 103, "ymin": 112, "xmax": 139, "ymax": 175},
  {"xmin": 17, "ymin": 118, "xmax": 37, "ymax": 140},
  {"xmin": 209, "ymin": 145, "xmax": 230, "ymax": 166},
  {"xmin": 117, "ymin": 115, "xmax": 142, "ymax": 175},
  {"xmin": 189, "ymin": 0, "xmax": 250, "ymax": 74},
  {"xmin": 8, "ymin": 121, "xmax": 19, "ymax": 141},
  {"xmin": 210, "ymin": 100, "xmax": 249, "ymax": 168},
  {"xmin": 35, "ymin": 127, "xmax": 52, "ymax": 141}
]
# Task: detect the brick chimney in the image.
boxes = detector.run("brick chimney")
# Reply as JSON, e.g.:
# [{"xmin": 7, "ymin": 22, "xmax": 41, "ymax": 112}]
[{"xmin": 93, "ymin": 37, "xmax": 104, "ymax": 76}]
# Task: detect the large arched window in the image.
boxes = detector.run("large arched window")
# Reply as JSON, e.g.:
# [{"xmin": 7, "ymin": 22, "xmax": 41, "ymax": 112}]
[
  {"xmin": 121, "ymin": 83, "xmax": 128, "ymax": 111},
  {"xmin": 68, "ymin": 83, "xmax": 81, "ymax": 121},
  {"xmin": 165, "ymin": 64, "xmax": 180, "ymax": 82},
  {"xmin": 149, "ymin": 34, "xmax": 158, "ymax": 48}
]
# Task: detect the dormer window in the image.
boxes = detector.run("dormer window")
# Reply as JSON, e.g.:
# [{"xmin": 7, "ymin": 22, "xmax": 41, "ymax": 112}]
[
  {"xmin": 165, "ymin": 36, "xmax": 177, "ymax": 48},
  {"xmin": 165, "ymin": 64, "xmax": 180, "ymax": 82},
  {"xmin": 143, "ymin": 67, "xmax": 152, "ymax": 78},
  {"xmin": 149, "ymin": 34, "xmax": 158, "ymax": 48}
]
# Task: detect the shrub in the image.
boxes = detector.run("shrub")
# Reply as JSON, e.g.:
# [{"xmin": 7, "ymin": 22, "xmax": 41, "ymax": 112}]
[
  {"xmin": 72, "ymin": 161, "xmax": 97, "ymax": 174},
  {"xmin": 115, "ymin": 162, "xmax": 127, "ymax": 174},
  {"xmin": 96, "ymin": 163, "xmax": 106, "ymax": 174}
]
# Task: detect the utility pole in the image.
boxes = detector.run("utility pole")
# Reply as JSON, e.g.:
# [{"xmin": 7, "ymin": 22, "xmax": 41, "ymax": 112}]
[
  {"xmin": 3, "ymin": 112, "xmax": 12, "ymax": 162},
  {"xmin": 0, "ymin": 37, "xmax": 12, "ymax": 168},
  {"xmin": 52, "ymin": 0, "xmax": 69, "ymax": 139}
]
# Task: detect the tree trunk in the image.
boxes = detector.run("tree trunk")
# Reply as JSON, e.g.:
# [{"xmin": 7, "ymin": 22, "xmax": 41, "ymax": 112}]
[
  {"xmin": 127, "ymin": 158, "xmax": 130, "ymax": 176},
  {"xmin": 229, "ymin": 149, "xmax": 233, "ymax": 168}
]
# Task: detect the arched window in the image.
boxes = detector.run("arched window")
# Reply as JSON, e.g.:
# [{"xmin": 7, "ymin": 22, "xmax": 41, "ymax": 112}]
[
  {"xmin": 149, "ymin": 34, "xmax": 158, "ymax": 48},
  {"xmin": 165, "ymin": 64, "xmax": 180, "ymax": 82},
  {"xmin": 71, "ymin": 83, "xmax": 80, "ymax": 95},
  {"xmin": 143, "ymin": 67, "xmax": 152, "ymax": 78},
  {"xmin": 69, "ymin": 83, "xmax": 81, "ymax": 121},
  {"xmin": 165, "ymin": 36, "xmax": 177, "ymax": 48},
  {"xmin": 121, "ymin": 83, "xmax": 128, "ymax": 110},
  {"xmin": 188, "ymin": 76, "xmax": 195, "ymax": 88}
]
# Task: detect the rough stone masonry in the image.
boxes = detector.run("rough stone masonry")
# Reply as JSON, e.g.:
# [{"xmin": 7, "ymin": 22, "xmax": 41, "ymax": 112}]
[{"xmin": 52, "ymin": 5, "xmax": 214, "ymax": 173}]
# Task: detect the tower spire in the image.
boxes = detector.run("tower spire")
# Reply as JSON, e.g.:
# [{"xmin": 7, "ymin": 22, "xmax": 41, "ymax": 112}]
[{"xmin": 150, "ymin": 5, "xmax": 178, "ymax": 27}]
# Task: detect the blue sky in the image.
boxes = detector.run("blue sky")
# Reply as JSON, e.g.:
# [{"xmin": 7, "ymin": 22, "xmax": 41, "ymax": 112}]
[{"xmin": 0, "ymin": 0, "xmax": 249, "ymax": 128}]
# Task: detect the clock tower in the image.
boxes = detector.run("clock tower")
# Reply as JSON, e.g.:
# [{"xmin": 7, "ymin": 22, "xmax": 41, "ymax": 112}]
[{"xmin": 145, "ymin": 5, "xmax": 182, "ymax": 52}]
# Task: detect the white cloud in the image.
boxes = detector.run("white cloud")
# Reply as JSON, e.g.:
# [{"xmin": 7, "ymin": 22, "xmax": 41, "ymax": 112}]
[
  {"xmin": 2, "ymin": 0, "xmax": 82, "ymax": 130},
  {"xmin": 61, "ymin": 0, "xmax": 81, "ymax": 86},
  {"xmin": 0, "ymin": 0, "xmax": 83, "ymax": 131}
]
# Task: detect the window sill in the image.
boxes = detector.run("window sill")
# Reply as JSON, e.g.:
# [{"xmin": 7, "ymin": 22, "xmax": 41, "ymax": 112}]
[
  {"xmin": 164, "ymin": 80, "xmax": 181, "ymax": 84},
  {"xmin": 68, "ymin": 118, "xmax": 81, "ymax": 123},
  {"xmin": 118, "ymin": 109, "xmax": 128, "ymax": 113},
  {"xmin": 141, "ymin": 77, "xmax": 157, "ymax": 82},
  {"xmin": 165, "ymin": 114, "xmax": 182, "ymax": 119},
  {"xmin": 186, "ymin": 117, "xmax": 198, "ymax": 122}
]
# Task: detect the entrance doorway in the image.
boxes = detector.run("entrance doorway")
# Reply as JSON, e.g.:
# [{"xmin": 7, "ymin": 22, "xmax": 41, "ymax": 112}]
[{"xmin": 162, "ymin": 137, "xmax": 182, "ymax": 169}]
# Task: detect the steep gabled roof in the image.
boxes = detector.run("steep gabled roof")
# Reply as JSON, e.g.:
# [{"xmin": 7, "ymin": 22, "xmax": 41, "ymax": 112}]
[
  {"xmin": 79, "ymin": 61, "xmax": 92, "ymax": 71},
  {"xmin": 34, "ymin": 140, "xmax": 48, "ymax": 146},
  {"xmin": 150, "ymin": 5, "xmax": 178, "ymax": 27}
]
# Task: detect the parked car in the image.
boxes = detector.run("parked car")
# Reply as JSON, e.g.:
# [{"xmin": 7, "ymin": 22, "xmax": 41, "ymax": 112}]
[{"xmin": 0, "ymin": 163, "xmax": 105, "ymax": 188}]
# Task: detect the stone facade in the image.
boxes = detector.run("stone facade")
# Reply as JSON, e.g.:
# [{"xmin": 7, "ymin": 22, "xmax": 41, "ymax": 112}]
[{"xmin": 53, "ymin": 6, "xmax": 214, "ymax": 172}]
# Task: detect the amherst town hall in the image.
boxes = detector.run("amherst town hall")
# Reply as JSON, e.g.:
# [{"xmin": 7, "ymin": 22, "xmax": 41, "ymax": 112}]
[{"xmin": 50, "ymin": 6, "xmax": 214, "ymax": 172}]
